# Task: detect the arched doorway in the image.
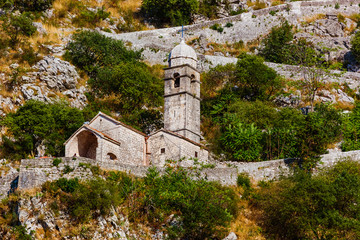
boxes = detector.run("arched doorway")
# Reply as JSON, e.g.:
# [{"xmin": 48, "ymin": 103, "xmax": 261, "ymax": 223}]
[{"xmin": 77, "ymin": 130, "xmax": 98, "ymax": 160}]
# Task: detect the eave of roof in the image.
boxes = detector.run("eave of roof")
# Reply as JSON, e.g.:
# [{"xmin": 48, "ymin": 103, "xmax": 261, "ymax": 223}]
[
  {"xmin": 150, "ymin": 128, "xmax": 207, "ymax": 149},
  {"xmin": 90, "ymin": 112, "xmax": 147, "ymax": 137}
]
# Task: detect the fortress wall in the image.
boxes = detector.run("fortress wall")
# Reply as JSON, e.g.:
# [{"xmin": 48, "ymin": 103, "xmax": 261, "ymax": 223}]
[
  {"xmin": 103, "ymin": 0, "xmax": 360, "ymax": 65},
  {"xmin": 8, "ymin": 149, "xmax": 360, "ymax": 198},
  {"xmin": 17, "ymin": 157, "xmax": 236, "ymax": 191},
  {"xmin": 215, "ymin": 150, "xmax": 360, "ymax": 182}
]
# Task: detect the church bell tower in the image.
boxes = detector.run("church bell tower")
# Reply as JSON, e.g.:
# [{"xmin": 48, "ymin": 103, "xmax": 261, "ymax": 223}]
[{"xmin": 163, "ymin": 39, "xmax": 201, "ymax": 143}]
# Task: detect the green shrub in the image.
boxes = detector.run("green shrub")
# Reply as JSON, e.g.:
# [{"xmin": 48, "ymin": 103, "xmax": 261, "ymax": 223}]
[
  {"xmin": 221, "ymin": 122, "xmax": 263, "ymax": 162},
  {"xmin": 13, "ymin": 0, "xmax": 54, "ymax": 12},
  {"xmin": 136, "ymin": 167, "xmax": 239, "ymax": 239},
  {"xmin": 63, "ymin": 165, "xmax": 74, "ymax": 174},
  {"xmin": 72, "ymin": 7, "xmax": 110, "ymax": 28},
  {"xmin": 254, "ymin": 160, "xmax": 360, "ymax": 239},
  {"xmin": 260, "ymin": 21, "xmax": 293, "ymax": 64},
  {"xmin": 141, "ymin": 0, "xmax": 199, "ymax": 26},
  {"xmin": 210, "ymin": 23, "xmax": 224, "ymax": 33},
  {"xmin": 342, "ymin": 102, "xmax": 360, "ymax": 151},
  {"xmin": 335, "ymin": 2, "xmax": 340, "ymax": 9},
  {"xmin": 237, "ymin": 173, "xmax": 251, "ymax": 188},
  {"xmin": 225, "ymin": 22, "xmax": 233, "ymax": 28},
  {"xmin": 235, "ymin": 53, "xmax": 282, "ymax": 101},
  {"xmin": 52, "ymin": 158, "xmax": 62, "ymax": 167},
  {"xmin": 64, "ymin": 31, "xmax": 163, "ymax": 132},
  {"xmin": 351, "ymin": 31, "xmax": 360, "ymax": 63},
  {"xmin": 1, "ymin": 101, "xmax": 88, "ymax": 160},
  {"xmin": 199, "ymin": 0, "xmax": 222, "ymax": 19},
  {"xmin": 1, "ymin": 12, "xmax": 37, "ymax": 47}
]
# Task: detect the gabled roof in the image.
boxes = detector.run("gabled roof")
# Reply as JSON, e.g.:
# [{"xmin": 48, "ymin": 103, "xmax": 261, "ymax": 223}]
[
  {"xmin": 89, "ymin": 112, "xmax": 147, "ymax": 137},
  {"xmin": 149, "ymin": 128, "xmax": 207, "ymax": 149},
  {"xmin": 64, "ymin": 124, "xmax": 121, "ymax": 146}
]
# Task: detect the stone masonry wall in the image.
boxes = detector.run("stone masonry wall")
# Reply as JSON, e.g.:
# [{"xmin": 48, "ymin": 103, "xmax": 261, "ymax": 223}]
[
  {"xmin": 103, "ymin": 0, "xmax": 360, "ymax": 65},
  {"xmin": 3, "ymin": 149, "xmax": 360, "ymax": 199},
  {"xmin": 17, "ymin": 156, "xmax": 234, "ymax": 192}
]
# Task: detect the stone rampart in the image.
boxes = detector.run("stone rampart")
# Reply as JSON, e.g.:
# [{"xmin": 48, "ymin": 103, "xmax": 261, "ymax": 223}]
[
  {"xmin": 215, "ymin": 150, "xmax": 360, "ymax": 181},
  {"xmin": 2, "ymin": 149, "xmax": 359, "ymax": 199},
  {"xmin": 18, "ymin": 157, "xmax": 237, "ymax": 191},
  {"xmin": 103, "ymin": 0, "xmax": 360, "ymax": 65}
]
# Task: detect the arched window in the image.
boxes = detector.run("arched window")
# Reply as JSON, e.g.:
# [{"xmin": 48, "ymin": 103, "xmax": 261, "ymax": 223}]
[
  {"xmin": 107, "ymin": 153, "xmax": 117, "ymax": 160},
  {"xmin": 174, "ymin": 73, "xmax": 180, "ymax": 88}
]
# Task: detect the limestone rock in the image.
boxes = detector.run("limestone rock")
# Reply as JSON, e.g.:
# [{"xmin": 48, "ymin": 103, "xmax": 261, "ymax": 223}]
[
  {"xmin": 33, "ymin": 22, "xmax": 47, "ymax": 35},
  {"xmin": 34, "ymin": 55, "xmax": 79, "ymax": 91},
  {"xmin": 223, "ymin": 232, "xmax": 237, "ymax": 240}
]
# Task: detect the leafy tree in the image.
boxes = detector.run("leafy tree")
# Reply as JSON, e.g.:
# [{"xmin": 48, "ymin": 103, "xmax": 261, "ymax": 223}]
[
  {"xmin": 89, "ymin": 63, "xmax": 163, "ymax": 112},
  {"xmin": 137, "ymin": 166, "xmax": 238, "ymax": 239},
  {"xmin": 220, "ymin": 122, "xmax": 263, "ymax": 162},
  {"xmin": 141, "ymin": 0, "xmax": 199, "ymax": 26},
  {"xmin": 0, "ymin": 101, "xmax": 90, "ymax": 160},
  {"xmin": 351, "ymin": 31, "xmax": 360, "ymax": 63},
  {"xmin": 260, "ymin": 21, "xmax": 294, "ymax": 63},
  {"xmin": 235, "ymin": 53, "xmax": 282, "ymax": 101},
  {"xmin": 1, "ymin": 12, "xmax": 37, "ymax": 47},
  {"xmin": 65, "ymin": 31, "xmax": 163, "ymax": 131},
  {"xmin": 254, "ymin": 160, "xmax": 360, "ymax": 239},
  {"xmin": 64, "ymin": 31, "xmax": 142, "ymax": 74},
  {"xmin": 13, "ymin": 0, "xmax": 54, "ymax": 12},
  {"xmin": 342, "ymin": 102, "xmax": 360, "ymax": 151}
]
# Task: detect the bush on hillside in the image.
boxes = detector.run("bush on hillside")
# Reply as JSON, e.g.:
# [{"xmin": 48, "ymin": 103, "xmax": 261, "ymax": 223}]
[
  {"xmin": 1, "ymin": 12, "xmax": 37, "ymax": 47},
  {"xmin": 342, "ymin": 102, "xmax": 360, "ymax": 151},
  {"xmin": 260, "ymin": 21, "xmax": 294, "ymax": 63},
  {"xmin": 13, "ymin": 0, "xmax": 54, "ymax": 12},
  {"xmin": 235, "ymin": 53, "xmax": 283, "ymax": 101},
  {"xmin": 0, "ymin": 101, "xmax": 91, "ymax": 160},
  {"xmin": 64, "ymin": 31, "xmax": 142, "ymax": 74},
  {"xmin": 254, "ymin": 160, "xmax": 360, "ymax": 239},
  {"xmin": 65, "ymin": 31, "xmax": 163, "ymax": 132},
  {"xmin": 351, "ymin": 31, "xmax": 360, "ymax": 63},
  {"xmin": 41, "ymin": 167, "xmax": 238, "ymax": 238},
  {"xmin": 141, "ymin": 0, "xmax": 199, "ymax": 26}
]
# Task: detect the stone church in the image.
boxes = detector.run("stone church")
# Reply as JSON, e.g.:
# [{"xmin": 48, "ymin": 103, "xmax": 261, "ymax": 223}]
[{"xmin": 64, "ymin": 39, "xmax": 208, "ymax": 166}]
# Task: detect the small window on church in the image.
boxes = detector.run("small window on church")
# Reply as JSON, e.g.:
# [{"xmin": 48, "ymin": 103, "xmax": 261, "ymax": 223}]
[
  {"xmin": 174, "ymin": 73, "xmax": 180, "ymax": 88},
  {"xmin": 191, "ymin": 74, "xmax": 195, "ymax": 81},
  {"xmin": 161, "ymin": 148, "xmax": 166, "ymax": 154},
  {"xmin": 195, "ymin": 151, "xmax": 198, "ymax": 158}
]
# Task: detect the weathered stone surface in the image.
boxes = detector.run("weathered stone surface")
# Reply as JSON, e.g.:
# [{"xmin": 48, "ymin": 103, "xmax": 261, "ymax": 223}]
[{"xmin": 223, "ymin": 232, "xmax": 238, "ymax": 240}]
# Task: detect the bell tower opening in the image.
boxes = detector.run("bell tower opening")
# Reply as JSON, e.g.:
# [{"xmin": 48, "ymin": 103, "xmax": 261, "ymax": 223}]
[{"xmin": 174, "ymin": 73, "xmax": 180, "ymax": 88}]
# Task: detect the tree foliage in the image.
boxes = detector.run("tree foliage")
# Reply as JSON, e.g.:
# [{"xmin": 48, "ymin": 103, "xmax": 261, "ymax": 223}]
[
  {"xmin": 351, "ymin": 31, "xmax": 360, "ymax": 63},
  {"xmin": 1, "ymin": 12, "xmax": 37, "ymax": 47},
  {"xmin": 254, "ymin": 160, "xmax": 360, "ymax": 239},
  {"xmin": 65, "ymin": 30, "xmax": 163, "ymax": 132},
  {"xmin": 342, "ymin": 102, "xmax": 360, "ymax": 151},
  {"xmin": 260, "ymin": 21, "xmax": 294, "ymax": 63},
  {"xmin": 0, "ymin": 101, "xmax": 92, "ymax": 160},
  {"xmin": 141, "ymin": 0, "xmax": 199, "ymax": 26},
  {"xmin": 235, "ymin": 53, "xmax": 282, "ymax": 101},
  {"xmin": 41, "ymin": 165, "xmax": 238, "ymax": 239}
]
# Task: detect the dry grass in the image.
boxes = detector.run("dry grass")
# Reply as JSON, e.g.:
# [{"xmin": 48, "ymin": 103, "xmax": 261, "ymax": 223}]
[
  {"xmin": 247, "ymin": 0, "xmax": 267, "ymax": 10},
  {"xmin": 28, "ymin": 24, "xmax": 66, "ymax": 51},
  {"xmin": 271, "ymin": 0, "xmax": 284, "ymax": 6},
  {"xmin": 117, "ymin": 0, "xmax": 142, "ymax": 11},
  {"xmin": 301, "ymin": 13, "xmax": 326, "ymax": 25},
  {"xmin": 230, "ymin": 187, "xmax": 266, "ymax": 240}
]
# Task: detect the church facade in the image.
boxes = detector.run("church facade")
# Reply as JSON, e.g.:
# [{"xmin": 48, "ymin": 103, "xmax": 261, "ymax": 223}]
[{"xmin": 64, "ymin": 39, "xmax": 208, "ymax": 166}]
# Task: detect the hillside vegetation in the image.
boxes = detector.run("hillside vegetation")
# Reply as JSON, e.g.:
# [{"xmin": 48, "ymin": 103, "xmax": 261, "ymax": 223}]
[
  {"xmin": 1, "ymin": 0, "xmax": 360, "ymax": 239},
  {"xmin": 1, "ymin": 160, "xmax": 360, "ymax": 239}
]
